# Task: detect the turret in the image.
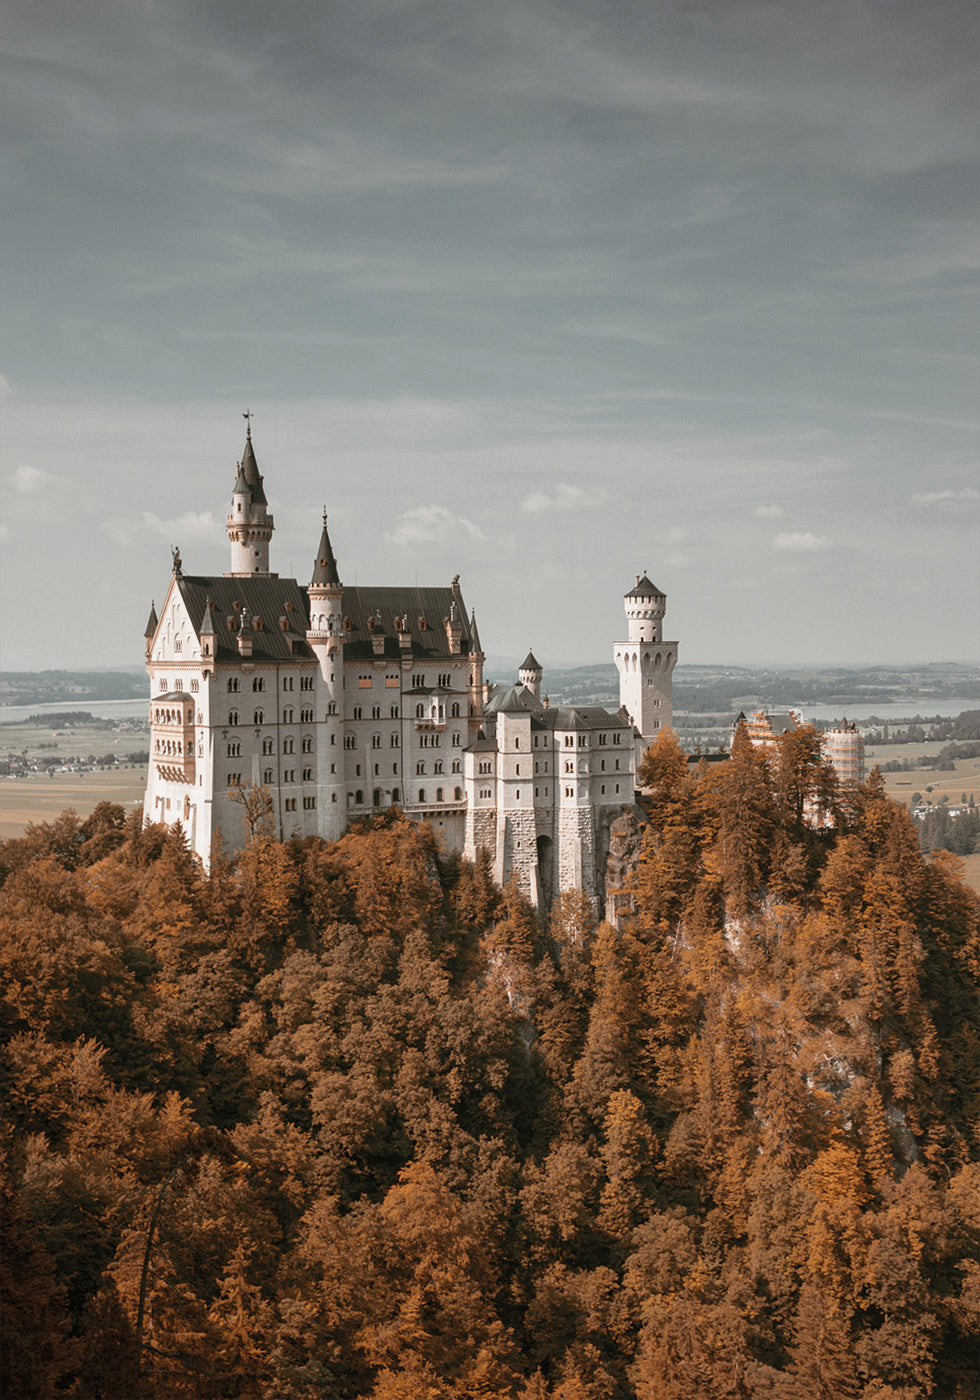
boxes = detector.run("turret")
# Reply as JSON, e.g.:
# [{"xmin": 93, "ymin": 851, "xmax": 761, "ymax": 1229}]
[
  {"xmin": 144, "ymin": 600, "xmax": 158, "ymax": 661},
  {"xmin": 519, "ymin": 649, "xmax": 543, "ymax": 700},
  {"xmin": 225, "ymin": 420, "xmax": 275, "ymax": 575},
  {"xmin": 305, "ymin": 512, "xmax": 346, "ymax": 838},
  {"xmin": 614, "ymin": 573, "xmax": 677, "ymax": 759}
]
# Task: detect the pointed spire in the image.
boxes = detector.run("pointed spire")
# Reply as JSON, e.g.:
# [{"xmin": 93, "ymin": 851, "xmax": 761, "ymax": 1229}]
[
  {"xmin": 144, "ymin": 600, "xmax": 158, "ymax": 638},
  {"xmin": 469, "ymin": 609, "xmax": 483, "ymax": 655},
  {"xmin": 520, "ymin": 649, "xmax": 542, "ymax": 672},
  {"xmin": 238, "ymin": 417, "xmax": 267, "ymax": 504},
  {"xmin": 311, "ymin": 509, "xmax": 341, "ymax": 587},
  {"xmin": 199, "ymin": 596, "xmax": 216, "ymax": 636}
]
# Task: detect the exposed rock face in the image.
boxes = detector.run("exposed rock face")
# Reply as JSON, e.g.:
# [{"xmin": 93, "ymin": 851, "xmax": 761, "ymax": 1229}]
[{"xmin": 604, "ymin": 805, "xmax": 646, "ymax": 928}]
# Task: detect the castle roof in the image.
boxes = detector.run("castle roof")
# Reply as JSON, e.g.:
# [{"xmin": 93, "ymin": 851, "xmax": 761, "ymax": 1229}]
[
  {"xmin": 340, "ymin": 585, "xmax": 480, "ymax": 662},
  {"xmin": 484, "ymin": 684, "xmax": 545, "ymax": 715},
  {"xmin": 144, "ymin": 601, "xmax": 158, "ymax": 638},
  {"xmin": 625, "ymin": 573, "xmax": 664, "ymax": 599},
  {"xmin": 311, "ymin": 515, "xmax": 341, "ymax": 586},
  {"xmin": 520, "ymin": 650, "xmax": 542, "ymax": 672},
  {"xmin": 175, "ymin": 575, "xmax": 480, "ymax": 666}
]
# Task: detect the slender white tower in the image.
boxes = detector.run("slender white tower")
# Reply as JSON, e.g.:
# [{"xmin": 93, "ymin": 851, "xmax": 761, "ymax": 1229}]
[
  {"xmin": 614, "ymin": 574, "xmax": 677, "ymax": 752},
  {"xmin": 225, "ymin": 419, "xmax": 275, "ymax": 575},
  {"xmin": 305, "ymin": 512, "xmax": 346, "ymax": 839}
]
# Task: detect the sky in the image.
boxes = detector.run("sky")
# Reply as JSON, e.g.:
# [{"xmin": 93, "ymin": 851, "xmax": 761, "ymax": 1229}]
[{"xmin": 1, "ymin": 0, "xmax": 977, "ymax": 674}]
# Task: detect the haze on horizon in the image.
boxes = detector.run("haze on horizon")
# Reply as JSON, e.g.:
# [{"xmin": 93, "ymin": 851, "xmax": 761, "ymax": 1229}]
[{"xmin": 1, "ymin": 0, "xmax": 977, "ymax": 674}]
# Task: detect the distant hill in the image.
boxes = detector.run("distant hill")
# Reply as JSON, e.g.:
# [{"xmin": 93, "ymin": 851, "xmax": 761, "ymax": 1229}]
[{"xmin": 0, "ymin": 670, "xmax": 149, "ymax": 707}]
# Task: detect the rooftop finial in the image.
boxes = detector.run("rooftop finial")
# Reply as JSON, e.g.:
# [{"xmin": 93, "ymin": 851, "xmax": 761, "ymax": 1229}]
[
  {"xmin": 243, "ymin": 409, "xmax": 252, "ymax": 438},
  {"xmin": 322, "ymin": 506, "xmax": 328, "ymax": 527}
]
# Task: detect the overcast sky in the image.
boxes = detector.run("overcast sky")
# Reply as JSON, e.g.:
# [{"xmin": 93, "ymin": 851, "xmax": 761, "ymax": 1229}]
[{"xmin": 1, "ymin": 0, "xmax": 977, "ymax": 674}]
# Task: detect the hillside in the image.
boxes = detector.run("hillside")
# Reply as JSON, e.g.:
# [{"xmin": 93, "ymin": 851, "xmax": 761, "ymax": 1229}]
[{"xmin": 1, "ymin": 734, "xmax": 978, "ymax": 1398}]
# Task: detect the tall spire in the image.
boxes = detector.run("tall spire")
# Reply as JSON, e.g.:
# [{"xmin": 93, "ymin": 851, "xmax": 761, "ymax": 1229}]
[
  {"xmin": 226, "ymin": 421, "xmax": 274, "ymax": 575},
  {"xmin": 311, "ymin": 508, "xmax": 341, "ymax": 587}
]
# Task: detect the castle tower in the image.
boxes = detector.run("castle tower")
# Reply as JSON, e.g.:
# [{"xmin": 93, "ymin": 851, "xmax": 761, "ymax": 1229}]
[
  {"xmin": 614, "ymin": 573, "xmax": 677, "ymax": 754},
  {"xmin": 519, "ymin": 650, "xmax": 543, "ymax": 700},
  {"xmin": 225, "ymin": 421, "xmax": 275, "ymax": 576},
  {"xmin": 305, "ymin": 512, "xmax": 346, "ymax": 839}
]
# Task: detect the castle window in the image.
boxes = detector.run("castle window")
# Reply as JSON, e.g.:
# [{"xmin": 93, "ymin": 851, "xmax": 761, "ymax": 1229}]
[
  {"xmin": 283, "ymin": 738, "xmax": 294, "ymax": 754},
  {"xmin": 515, "ymin": 790, "xmax": 519, "ymax": 800},
  {"xmin": 615, "ymin": 759, "xmax": 620, "ymax": 770},
  {"xmin": 374, "ymin": 764, "xmax": 379, "ymax": 776},
  {"xmin": 372, "ymin": 734, "xmax": 382, "ymax": 749},
  {"xmin": 436, "ymin": 788, "xmax": 443, "ymax": 802},
  {"xmin": 451, "ymin": 732, "xmax": 461, "ymax": 747},
  {"xmin": 353, "ymin": 706, "xmax": 362, "ymax": 720},
  {"xmin": 303, "ymin": 766, "xmax": 313, "ymax": 781},
  {"xmin": 450, "ymin": 702, "xmax": 460, "ymax": 718},
  {"xmin": 412, "ymin": 674, "xmax": 425, "ymax": 688},
  {"xmin": 283, "ymin": 677, "xmax": 294, "ymax": 691},
  {"xmin": 228, "ymin": 773, "xmax": 242, "ymax": 787},
  {"xmin": 418, "ymin": 788, "xmax": 426, "ymax": 802},
  {"xmin": 616, "ymin": 783, "xmax": 620, "ymax": 794},
  {"xmin": 328, "ymin": 702, "xmax": 337, "ymax": 715},
  {"xmin": 283, "ymin": 707, "xmax": 293, "ymax": 723},
  {"xmin": 344, "ymin": 735, "xmax": 356, "ymax": 750},
  {"xmin": 392, "ymin": 788, "xmax": 401, "ymax": 803},
  {"xmin": 264, "ymin": 768, "xmax": 273, "ymax": 784},
  {"xmin": 262, "ymin": 738, "xmax": 273, "ymax": 755},
  {"xmin": 284, "ymin": 770, "xmax": 294, "ymax": 782},
  {"xmin": 600, "ymin": 785, "xmax": 605, "ymax": 795},
  {"xmin": 302, "ymin": 737, "xmax": 312, "ymax": 753},
  {"xmin": 174, "ymin": 639, "xmax": 182, "ymax": 652},
  {"xmin": 434, "ymin": 761, "xmax": 443, "ymax": 774},
  {"xmin": 301, "ymin": 708, "xmax": 314, "ymax": 723},
  {"xmin": 600, "ymin": 759, "xmax": 605, "ymax": 772},
  {"xmin": 356, "ymin": 790, "xmax": 364, "ymax": 804},
  {"xmin": 416, "ymin": 703, "xmax": 425, "ymax": 719},
  {"xmin": 190, "ymin": 679, "xmax": 199, "ymax": 693},
  {"xmin": 355, "ymin": 764, "xmax": 361, "ymax": 776},
  {"xmin": 564, "ymin": 761, "xmax": 573, "ymax": 774},
  {"xmin": 454, "ymin": 786, "xmax": 462, "ymax": 801},
  {"xmin": 416, "ymin": 762, "xmax": 425, "ymax": 775},
  {"xmin": 284, "ymin": 798, "xmax": 296, "ymax": 811},
  {"xmin": 515, "ymin": 738, "xmax": 520, "ymax": 749},
  {"xmin": 227, "ymin": 678, "xmax": 239, "ymax": 693},
  {"xmin": 564, "ymin": 736, "xmax": 573, "ymax": 747},
  {"xmin": 613, "ymin": 733, "xmax": 621, "ymax": 745},
  {"xmin": 300, "ymin": 676, "xmax": 314, "ymax": 691},
  {"xmin": 372, "ymin": 706, "xmax": 381, "ymax": 719},
  {"xmin": 228, "ymin": 710, "xmax": 238, "ymax": 725},
  {"xmin": 390, "ymin": 705, "xmax": 399, "ymax": 718},
  {"xmin": 579, "ymin": 735, "xmax": 587, "ymax": 747},
  {"xmin": 390, "ymin": 734, "xmax": 399, "ymax": 748},
  {"xmin": 598, "ymin": 733, "xmax": 606, "ymax": 745},
  {"xmin": 227, "ymin": 742, "xmax": 240, "ymax": 757},
  {"xmin": 451, "ymin": 760, "xmax": 460, "ymax": 774},
  {"xmin": 254, "ymin": 710, "xmax": 264, "ymax": 725},
  {"xmin": 373, "ymin": 789, "xmax": 382, "ymax": 807},
  {"xmin": 303, "ymin": 796, "xmax": 316, "ymax": 809},
  {"xmin": 253, "ymin": 678, "xmax": 264, "ymax": 692}
]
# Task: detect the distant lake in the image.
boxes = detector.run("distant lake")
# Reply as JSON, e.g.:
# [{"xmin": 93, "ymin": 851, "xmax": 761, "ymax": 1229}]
[{"xmin": 0, "ymin": 698, "xmax": 149, "ymax": 725}]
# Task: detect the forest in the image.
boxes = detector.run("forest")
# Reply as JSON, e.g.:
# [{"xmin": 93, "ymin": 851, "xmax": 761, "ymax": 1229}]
[{"xmin": 1, "ymin": 723, "xmax": 978, "ymax": 1399}]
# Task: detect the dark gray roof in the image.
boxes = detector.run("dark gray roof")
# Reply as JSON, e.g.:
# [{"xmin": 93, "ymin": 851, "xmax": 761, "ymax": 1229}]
[
  {"xmin": 531, "ymin": 705, "xmax": 632, "ymax": 733},
  {"xmin": 625, "ymin": 573, "xmax": 664, "ymax": 599},
  {"xmin": 311, "ymin": 517, "xmax": 341, "ymax": 587},
  {"xmin": 176, "ymin": 575, "xmax": 480, "ymax": 666},
  {"xmin": 520, "ymin": 650, "xmax": 542, "ymax": 672},
  {"xmin": 469, "ymin": 610, "xmax": 483, "ymax": 655},
  {"xmin": 484, "ymin": 684, "xmax": 544, "ymax": 715},
  {"xmin": 340, "ymin": 584, "xmax": 479, "ymax": 662},
  {"xmin": 155, "ymin": 690, "xmax": 193, "ymax": 703},
  {"xmin": 144, "ymin": 602, "xmax": 158, "ymax": 638},
  {"xmin": 178, "ymin": 574, "xmax": 314, "ymax": 663}
]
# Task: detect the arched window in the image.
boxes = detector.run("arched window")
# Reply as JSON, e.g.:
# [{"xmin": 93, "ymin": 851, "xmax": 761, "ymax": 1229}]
[
  {"xmin": 390, "ymin": 734, "xmax": 399, "ymax": 748},
  {"xmin": 416, "ymin": 761, "xmax": 425, "ymax": 775},
  {"xmin": 373, "ymin": 789, "xmax": 382, "ymax": 807},
  {"xmin": 436, "ymin": 788, "xmax": 443, "ymax": 802},
  {"xmin": 228, "ymin": 709, "xmax": 238, "ymax": 726},
  {"xmin": 418, "ymin": 788, "xmax": 426, "ymax": 803},
  {"xmin": 454, "ymin": 787, "xmax": 462, "ymax": 801},
  {"xmin": 371, "ymin": 733, "xmax": 381, "ymax": 749},
  {"xmin": 451, "ymin": 702, "xmax": 460, "ymax": 718},
  {"xmin": 283, "ymin": 707, "xmax": 293, "ymax": 723},
  {"xmin": 392, "ymin": 788, "xmax": 401, "ymax": 803},
  {"xmin": 263, "ymin": 768, "xmax": 273, "ymax": 784},
  {"xmin": 254, "ymin": 709, "xmax": 264, "ymax": 725},
  {"xmin": 355, "ymin": 789, "xmax": 364, "ymax": 805},
  {"xmin": 416, "ymin": 703, "xmax": 425, "ymax": 718}
]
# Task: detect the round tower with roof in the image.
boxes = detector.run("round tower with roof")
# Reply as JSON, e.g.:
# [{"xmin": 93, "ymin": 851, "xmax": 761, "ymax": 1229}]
[
  {"xmin": 519, "ymin": 649, "xmax": 543, "ymax": 700},
  {"xmin": 226, "ymin": 421, "xmax": 275, "ymax": 575},
  {"xmin": 305, "ymin": 512, "xmax": 346, "ymax": 839},
  {"xmin": 614, "ymin": 573, "xmax": 677, "ymax": 757}
]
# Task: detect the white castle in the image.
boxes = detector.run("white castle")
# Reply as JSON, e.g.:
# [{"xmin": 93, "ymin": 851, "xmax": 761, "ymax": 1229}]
[{"xmin": 143, "ymin": 427, "xmax": 677, "ymax": 906}]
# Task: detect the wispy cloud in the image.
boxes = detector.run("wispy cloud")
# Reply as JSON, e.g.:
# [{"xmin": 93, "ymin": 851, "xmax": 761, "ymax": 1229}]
[
  {"xmin": 522, "ymin": 484, "xmax": 608, "ymax": 514},
  {"xmin": 755, "ymin": 504, "xmax": 785, "ymax": 519},
  {"xmin": 385, "ymin": 505, "xmax": 485, "ymax": 548},
  {"xmin": 909, "ymin": 488, "xmax": 979, "ymax": 509},
  {"xmin": 773, "ymin": 531, "xmax": 830, "ymax": 552},
  {"xmin": 12, "ymin": 465, "xmax": 54, "ymax": 494},
  {"xmin": 106, "ymin": 510, "xmax": 218, "ymax": 547}
]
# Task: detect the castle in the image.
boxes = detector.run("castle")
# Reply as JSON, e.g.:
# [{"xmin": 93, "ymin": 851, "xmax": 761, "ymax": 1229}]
[{"xmin": 143, "ymin": 427, "xmax": 677, "ymax": 906}]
